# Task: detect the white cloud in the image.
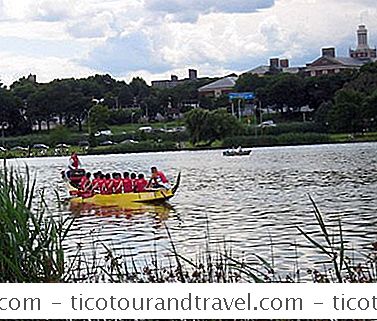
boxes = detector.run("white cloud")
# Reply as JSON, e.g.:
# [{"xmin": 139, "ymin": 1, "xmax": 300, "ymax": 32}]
[
  {"xmin": 0, "ymin": 0, "xmax": 376, "ymax": 85},
  {"xmin": 145, "ymin": 0, "xmax": 276, "ymax": 22},
  {"xmin": 66, "ymin": 11, "xmax": 115, "ymax": 39},
  {"xmin": 0, "ymin": 52, "xmax": 97, "ymax": 85}
]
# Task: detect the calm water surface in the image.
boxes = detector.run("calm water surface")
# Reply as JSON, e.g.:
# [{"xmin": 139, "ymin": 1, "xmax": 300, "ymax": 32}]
[{"xmin": 8, "ymin": 142, "xmax": 377, "ymax": 274}]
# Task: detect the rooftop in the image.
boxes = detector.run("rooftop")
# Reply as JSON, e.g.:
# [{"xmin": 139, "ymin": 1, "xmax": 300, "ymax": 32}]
[{"xmin": 198, "ymin": 76, "xmax": 238, "ymax": 92}]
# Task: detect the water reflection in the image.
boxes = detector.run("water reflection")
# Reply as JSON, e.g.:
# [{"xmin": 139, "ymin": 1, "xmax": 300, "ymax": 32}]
[{"xmin": 69, "ymin": 201, "xmax": 173, "ymax": 222}]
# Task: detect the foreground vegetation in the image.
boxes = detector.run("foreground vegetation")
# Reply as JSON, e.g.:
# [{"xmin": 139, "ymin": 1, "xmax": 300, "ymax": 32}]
[{"xmin": 0, "ymin": 163, "xmax": 73, "ymax": 282}]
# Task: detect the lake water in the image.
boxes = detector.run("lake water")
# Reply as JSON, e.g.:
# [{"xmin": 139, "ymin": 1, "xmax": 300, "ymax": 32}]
[{"xmin": 7, "ymin": 142, "xmax": 377, "ymax": 276}]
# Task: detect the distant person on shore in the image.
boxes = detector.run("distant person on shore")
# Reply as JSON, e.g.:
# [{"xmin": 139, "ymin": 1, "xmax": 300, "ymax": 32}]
[{"xmin": 149, "ymin": 166, "xmax": 169, "ymax": 188}]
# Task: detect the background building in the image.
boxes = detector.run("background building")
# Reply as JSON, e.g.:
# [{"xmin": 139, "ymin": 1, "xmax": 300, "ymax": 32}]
[
  {"xmin": 246, "ymin": 58, "xmax": 302, "ymax": 76},
  {"xmin": 349, "ymin": 25, "xmax": 377, "ymax": 59},
  {"xmin": 198, "ymin": 76, "xmax": 238, "ymax": 98},
  {"xmin": 306, "ymin": 25, "xmax": 376, "ymax": 77},
  {"xmin": 151, "ymin": 69, "xmax": 198, "ymax": 89}
]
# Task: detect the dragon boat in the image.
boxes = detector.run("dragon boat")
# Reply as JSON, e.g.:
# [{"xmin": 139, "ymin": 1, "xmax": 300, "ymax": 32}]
[{"xmin": 64, "ymin": 170, "xmax": 180, "ymax": 208}]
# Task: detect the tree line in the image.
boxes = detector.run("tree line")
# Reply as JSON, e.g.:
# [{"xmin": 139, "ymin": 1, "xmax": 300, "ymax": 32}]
[{"xmin": 0, "ymin": 62, "xmax": 376, "ymax": 138}]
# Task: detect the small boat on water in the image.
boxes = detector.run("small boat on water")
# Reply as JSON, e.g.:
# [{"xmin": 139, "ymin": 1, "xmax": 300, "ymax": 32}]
[
  {"xmin": 64, "ymin": 172, "xmax": 181, "ymax": 208},
  {"xmin": 223, "ymin": 148, "xmax": 251, "ymax": 157}
]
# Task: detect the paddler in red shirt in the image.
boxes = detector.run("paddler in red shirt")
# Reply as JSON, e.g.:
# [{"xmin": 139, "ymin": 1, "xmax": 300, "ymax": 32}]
[
  {"xmin": 91, "ymin": 172, "xmax": 101, "ymax": 193},
  {"xmin": 104, "ymin": 173, "xmax": 113, "ymax": 194},
  {"xmin": 112, "ymin": 173, "xmax": 123, "ymax": 194},
  {"xmin": 79, "ymin": 172, "xmax": 92, "ymax": 192},
  {"xmin": 149, "ymin": 166, "xmax": 169, "ymax": 188},
  {"xmin": 130, "ymin": 173, "xmax": 137, "ymax": 190},
  {"xmin": 98, "ymin": 174, "xmax": 106, "ymax": 194},
  {"xmin": 122, "ymin": 172, "xmax": 133, "ymax": 193},
  {"xmin": 134, "ymin": 173, "xmax": 149, "ymax": 192}
]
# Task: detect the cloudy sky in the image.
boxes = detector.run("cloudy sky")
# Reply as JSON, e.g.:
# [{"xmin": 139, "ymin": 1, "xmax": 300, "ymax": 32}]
[{"xmin": 0, "ymin": 0, "xmax": 376, "ymax": 85}]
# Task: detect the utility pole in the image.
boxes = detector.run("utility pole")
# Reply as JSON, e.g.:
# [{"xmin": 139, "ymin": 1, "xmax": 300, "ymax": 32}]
[
  {"xmin": 238, "ymin": 99, "xmax": 241, "ymax": 121},
  {"xmin": 1, "ymin": 122, "xmax": 9, "ymax": 148}
]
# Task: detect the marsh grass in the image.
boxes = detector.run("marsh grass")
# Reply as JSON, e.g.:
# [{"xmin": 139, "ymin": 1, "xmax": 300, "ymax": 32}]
[
  {"xmin": 297, "ymin": 195, "xmax": 377, "ymax": 283},
  {"xmin": 0, "ymin": 162, "xmax": 73, "ymax": 282}
]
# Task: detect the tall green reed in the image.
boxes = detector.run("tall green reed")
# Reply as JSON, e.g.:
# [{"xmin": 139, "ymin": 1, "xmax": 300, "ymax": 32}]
[
  {"xmin": 0, "ymin": 162, "xmax": 73, "ymax": 282},
  {"xmin": 297, "ymin": 195, "xmax": 376, "ymax": 283}
]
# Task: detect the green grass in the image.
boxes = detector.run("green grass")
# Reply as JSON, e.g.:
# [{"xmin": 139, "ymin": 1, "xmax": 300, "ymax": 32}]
[
  {"xmin": 0, "ymin": 163, "xmax": 73, "ymax": 282},
  {"xmin": 330, "ymin": 132, "xmax": 377, "ymax": 142}
]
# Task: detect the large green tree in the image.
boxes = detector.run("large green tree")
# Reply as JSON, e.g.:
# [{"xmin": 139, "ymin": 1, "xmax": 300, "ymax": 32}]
[
  {"xmin": 0, "ymin": 86, "xmax": 29, "ymax": 135},
  {"xmin": 264, "ymin": 74, "xmax": 306, "ymax": 113},
  {"xmin": 362, "ymin": 90, "xmax": 377, "ymax": 131},
  {"xmin": 185, "ymin": 108, "xmax": 240, "ymax": 145},
  {"xmin": 88, "ymin": 104, "xmax": 110, "ymax": 134},
  {"xmin": 329, "ymin": 89, "xmax": 365, "ymax": 133}
]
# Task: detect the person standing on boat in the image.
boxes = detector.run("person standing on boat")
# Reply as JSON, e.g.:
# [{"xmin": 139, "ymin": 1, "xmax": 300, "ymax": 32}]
[
  {"xmin": 69, "ymin": 152, "xmax": 81, "ymax": 170},
  {"xmin": 149, "ymin": 166, "xmax": 169, "ymax": 188},
  {"xmin": 67, "ymin": 152, "xmax": 81, "ymax": 178}
]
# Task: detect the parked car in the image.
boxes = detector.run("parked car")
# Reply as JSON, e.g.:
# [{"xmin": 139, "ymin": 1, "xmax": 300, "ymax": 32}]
[
  {"xmin": 120, "ymin": 139, "xmax": 139, "ymax": 144},
  {"xmin": 138, "ymin": 126, "xmax": 153, "ymax": 133},
  {"xmin": 94, "ymin": 130, "xmax": 113, "ymax": 137},
  {"xmin": 78, "ymin": 140, "xmax": 90, "ymax": 147},
  {"xmin": 33, "ymin": 144, "xmax": 49, "ymax": 149},
  {"xmin": 99, "ymin": 140, "xmax": 116, "ymax": 146},
  {"xmin": 11, "ymin": 146, "xmax": 28, "ymax": 151},
  {"xmin": 56, "ymin": 143, "xmax": 70, "ymax": 148},
  {"xmin": 258, "ymin": 120, "xmax": 277, "ymax": 128}
]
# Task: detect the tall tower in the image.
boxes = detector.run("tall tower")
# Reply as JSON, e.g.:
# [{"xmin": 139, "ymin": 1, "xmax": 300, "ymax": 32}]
[
  {"xmin": 357, "ymin": 25, "xmax": 368, "ymax": 49},
  {"xmin": 350, "ymin": 25, "xmax": 377, "ymax": 59}
]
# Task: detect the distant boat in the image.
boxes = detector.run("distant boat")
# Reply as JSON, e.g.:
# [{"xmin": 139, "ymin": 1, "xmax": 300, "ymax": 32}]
[{"xmin": 223, "ymin": 148, "xmax": 251, "ymax": 157}]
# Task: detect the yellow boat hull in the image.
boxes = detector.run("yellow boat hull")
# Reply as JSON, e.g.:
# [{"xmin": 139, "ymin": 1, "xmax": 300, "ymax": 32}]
[
  {"xmin": 67, "ymin": 172, "xmax": 181, "ymax": 209},
  {"xmin": 70, "ymin": 189, "xmax": 175, "ymax": 207}
]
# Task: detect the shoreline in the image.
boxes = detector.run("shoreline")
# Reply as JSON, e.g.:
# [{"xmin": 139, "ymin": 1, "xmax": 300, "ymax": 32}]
[{"xmin": 2, "ymin": 139, "xmax": 376, "ymax": 160}]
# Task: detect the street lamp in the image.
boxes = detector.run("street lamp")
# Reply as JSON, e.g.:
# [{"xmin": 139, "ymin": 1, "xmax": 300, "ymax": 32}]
[
  {"xmin": 131, "ymin": 111, "xmax": 136, "ymax": 124},
  {"xmin": 1, "ymin": 121, "xmax": 9, "ymax": 147}
]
